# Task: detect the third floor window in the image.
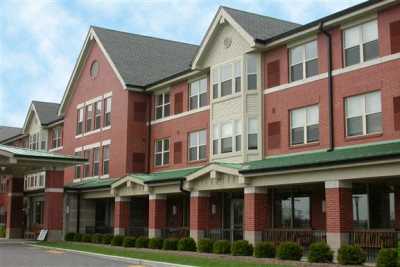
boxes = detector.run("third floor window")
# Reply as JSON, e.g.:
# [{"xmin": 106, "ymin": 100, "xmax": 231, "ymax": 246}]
[
  {"xmin": 155, "ymin": 138, "xmax": 169, "ymax": 166},
  {"xmin": 52, "ymin": 127, "xmax": 62, "ymax": 148},
  {"xmin": 155, "ymin": 92, "xmax": 170, "ymax": 119},
  {"xmin": 86, "ymin": 104, "xmax": 93, "ymax": 132},
  {"xmin": 212, "ymin": 60, "xmax": 241, "ymax": 99},
  {"xmin": 290, "ymin": 40, "xmax": 318, "ymax": 82},
  {"xmin": 76, "ymin": 108, "xmax": 84, "ymax": 135},
  {"xmin": 188, "ymin": 130, "xmax": 207, "ymax": 161},
  {"xmin": 94, "ymin": 101, "xmax": 102, "ymax": 130},
  {"xmin": 189, "ymin": 78, "xmax": 208, "ymax": 110},
  {"xmin": 104, "ymin": 97, "xmax": 111, "ymax": 127},
  {"xmin": 290, "ymin": 105, "xmax": 319, "ymax": 145}
]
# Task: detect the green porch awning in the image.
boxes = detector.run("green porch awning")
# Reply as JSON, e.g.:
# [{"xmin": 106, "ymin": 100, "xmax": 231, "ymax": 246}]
[
  {"xmin": 131, "ymin": 167, "xmax": 202, "ymax": 184},
  {"xmin": 65, "ymin": 178, "xmax": 117, "ymax": 190}
]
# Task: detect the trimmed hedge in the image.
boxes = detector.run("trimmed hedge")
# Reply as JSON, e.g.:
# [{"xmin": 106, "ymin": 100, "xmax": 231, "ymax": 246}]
[
  {"xmin": 64, "ymin": 232, "xmax": 75, "ymax": 241},
  {"xmin": 198, "ymin": 239, "xmax": 214, "ymax": 253},
  {"xmin": 231, "ymin": 240, "xmax": 253, "ymax": 256},
  {"xmin": 111, "ymin": 235, "xmax": 124, "ymax": 246},
  {"xmin": 135, "ymin": 236, "xmax": 149, "ymax": 248},
  {"xmin": 276, "ymin": 242, "xmax": 303, "ymax": 261},
  {"xmin": 73, "ymin": 233, "xmax": 82, "ymax": 242},
  {"xmin": 102, "ymin": 234, "xmax": 113, "ymax": 245},
  {"xmin": 163, "ymin": 238, "xmax": 179, "ymax": 250},
  {"xmin": 376, "ymin": 248, "xmax": 398, "ymax": 267},
  {"xmin": 213, "ymin": 240, "xmax": 231, "ymax": 254},
  {"xmin": 308, "ymin": 242, "xmax": 333, "ymax": 263},
  {"xmin": 123, "ymin": 236, "xmax": 136, "ymax": 247},
  {"xmin": 148, "ymin": 237, "xmax": 164, "ymax": 250},
  {"xmin": 92, "ymin": 234, "xmax": 104, "ymax": 244},
  {"xmin": 254, "ymin": 242, "xmax": 275, "ymax": 258},
  {"xmin": 0, "ymin": 225, "xmax": 5, "ymax": 238},
  {"xmin": 81, "ymin": 234, "xmax": 92, "ymax": 242},
  {"xmin": 337, "ymin": 245, "xmax": 367, "ymax": 265},
  {"xmin": 178, "ymin": 237, "xmax": 197, "ymax": 252}
]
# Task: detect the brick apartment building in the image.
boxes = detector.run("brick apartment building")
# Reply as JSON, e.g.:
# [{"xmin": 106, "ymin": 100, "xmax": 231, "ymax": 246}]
[{"xmin": 1, "ymin": 0, "xmax": 400, "ymax": 259}]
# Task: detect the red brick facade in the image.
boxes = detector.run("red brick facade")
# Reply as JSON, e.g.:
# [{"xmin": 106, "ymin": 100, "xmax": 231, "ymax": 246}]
[
  {"xmin": 114, "ymin": 199, "xmax": 130, "ymax": 231},
  {"xmin": 148, "ymin": 197, "xmax": 167, "ymax": 230},
  {"xmin": 325, "ymin": 187, "xmax": 353, "ymax": 233},
  {"xmin": 244, "ymin": 191, "xmax": 269, "ymax": 232},
  {"xmin": 190, "ymin": 194, "xmax": 209, "ymax": 231}
]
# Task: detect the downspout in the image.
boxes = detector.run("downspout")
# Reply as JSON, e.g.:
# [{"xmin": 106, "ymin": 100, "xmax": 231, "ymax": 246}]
[{"xmin": 320, "ymin": 22, "xmax": 335, "ymax": 152}]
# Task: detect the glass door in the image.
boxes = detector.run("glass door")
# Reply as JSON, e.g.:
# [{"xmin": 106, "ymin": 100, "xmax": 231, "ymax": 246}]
[{"xmin": 230, "ymin": 199, "xmax": 243, "ymax": 242}]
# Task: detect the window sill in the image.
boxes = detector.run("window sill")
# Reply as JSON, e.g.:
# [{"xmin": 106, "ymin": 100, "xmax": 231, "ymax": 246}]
[
  {"xmin": 345, "ymin": 132, "xmax": 383, "ymax": 142},
  {"xmin": 75, "ymin": 134, "xmax": 83, "ymax": 139},
  {"xmin": 212, "ymin": 151, "xmax": 241, "ymax": 160},
  {"xmin": 103, "ymin": 125, "xmax": 111, "ymax": 131},
  {"xmin": 49, "ymin": 146, "xmax": 63, "ymax": 152},
  {"xmin": 188, "ymin": 159, "xmax": 208, "ymax": 164},
  {"xmin": 84, "ymin": 128, "xmax": 101, "ymax": 137},
  {"xmin": 100, "ymin": 175, "xmax": 110, "ymax": 179},
  {"xmin": 289, "ymin": 142, "xmax": 320, "ymax": 149},
  {"xmin": 212, "ymin": 92, "xmax": 242, "ymax": 104}
]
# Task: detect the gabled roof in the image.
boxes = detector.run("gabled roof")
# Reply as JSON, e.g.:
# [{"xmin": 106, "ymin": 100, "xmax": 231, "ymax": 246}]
[
  {"xmin": 130, "ymin": 167, "xmax": 201, "ymax": 184},
  {"xmin": 222, "ymin": 6, "xmax": 300, "ymax": 41},
  {"xmin": 65, "ymin": 178, "xmax": 117, "ymax": 190},
  {"xmin": 0, "ymin": 126, "xmax": 23, "ymax": 143},
  {"xmin": 32, "ymin": 101, "xmax": 62, "ymax": 125}
]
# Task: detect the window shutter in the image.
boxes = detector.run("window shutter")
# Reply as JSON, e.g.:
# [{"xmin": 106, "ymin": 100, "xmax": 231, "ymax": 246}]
[
  {"xmin": 174, "ymin": 93, "xmax": 183, "ymax": 114},
  {"xmin": 268, "ymin": 121, "xmax": 281, "ymax": 149},
  {"xmin": 390, "ymin": 20, "xmax": 400, "ymax": 54},
  {"xmin": 394, "ymin": 96, "xmax": 400, "ymax": 131},
  {"xmin": 174, "ymin": 142, "xmax": 182, "ymax": 164},
  {"xmin": 132, "ymin": 152, "xmax": 145, "ymax": 172},
  {"xmin": 267, "ymin": 60, "xmax": 280, "ymax": 88},
  {"xmin": 134, "ymin": 102, "xmax": 147, "ymax": 122}
]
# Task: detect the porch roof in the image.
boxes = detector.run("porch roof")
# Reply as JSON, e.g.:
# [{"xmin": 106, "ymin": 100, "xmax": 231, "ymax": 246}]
[
  {"xmin": 240, "ymin": 141, "xmax": 400, "ymax": 174},
  {"xmin": 65, "ymin": 178, "xmax": 117, "ymax": 190},
  {"xmin": 132, "ymin": 167, "xmax": 202, "ymax": 184}
]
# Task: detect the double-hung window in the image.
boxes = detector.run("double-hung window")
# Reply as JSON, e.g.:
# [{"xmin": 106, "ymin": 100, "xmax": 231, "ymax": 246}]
[
  {"xmin": 155, "ymin": 138, "xmax": 169, "ymax": 166},
  {"xmin": 213, "ymin": 121, "xmax": 242, "ymax": 155},
  {"xmin": 86, "ymin": 104, "xmax": 93, "ymax": 132},
  {"xmin": 344, "ymin": 20, "xmax": 378, "ymax": 67},
  {"xmin": 104, "ymin": 97, "xmax": 111, "ymax": 127},
  {"xmin": 189, "ymin": 78, "xmax": 208, "ymax": 110},
  {"xmin": 248, "ymin": 118, "xmax": 258, "ymax": 150},
  {"xmin": 92, "ymin": 147, "xmax": 100, "ymax": 176},
  {"xmin": 155, "ymin": 92, "xmax": 170, "ymax": 119},
  {"xmin": 94, "ymin": 101, "xmax": 102, "ymax": 130},
  {"xmin": 246, "ymin": 54, "xmax": 258, "ymax": 90},
  {"xmin": 221, "ymin": 122, "xmax": 233, "ymax": 153},
  {"xmin": 221, "ymin": 64, "xmax": 233, "ymax": 97},
  {"xmin": 290, "ymin": 40, "xmax": 318, "ymax": 82},
  {"xmin": 103, "ymin": 145, "xmax": 110, "ymax": 175},
  {"xmin": 74, "ymin": 151, "xmax": 81, "ymax": 179},
  {"xmin": 345, "ymin": 91, "xmax": 382, "ymax": 137},
  {"xmin": 52, "ymin": 127, "xmax": 62, "ymax": 148},
  {"xmin": 290, "ymin": 105, "xmax": 319, "ymax": 145},
  {"xmin": 213, "ymin": 125, "xmax": 219, "ymax": 155},
  {"xmin": 235, "ymin": 120, "xmax": 242, "ymax": 152},
  {"xmin": 212, "ymin": 61, "xmax": 241, "ymax": 99},
  {"xmin": 83, "ymin": 150, "xmax": 90, "ymax": 177},
  {"xmin": 188, "ymin": 130, "xmax": 207, "ymax": 161},
  {"xmin": 76, "ymin": 108, "xmax": 84, "ymax": 135}
]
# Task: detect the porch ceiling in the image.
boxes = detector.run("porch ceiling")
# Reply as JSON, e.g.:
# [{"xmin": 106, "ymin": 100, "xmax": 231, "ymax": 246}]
[{"xmin": 0, "ymin": 144, "xmax": 86, "ymax": 176}]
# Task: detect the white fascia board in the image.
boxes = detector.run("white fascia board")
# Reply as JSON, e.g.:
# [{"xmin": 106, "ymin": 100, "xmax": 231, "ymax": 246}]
[{"xmin": 22, "ymin": 103, "xmax": 42, "ymax": 133}]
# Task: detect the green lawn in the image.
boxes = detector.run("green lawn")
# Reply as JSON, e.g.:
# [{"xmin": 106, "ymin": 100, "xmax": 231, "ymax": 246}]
[{"xmin": 37, "ymin": 242, "xmax": 288, "ymax": 267}]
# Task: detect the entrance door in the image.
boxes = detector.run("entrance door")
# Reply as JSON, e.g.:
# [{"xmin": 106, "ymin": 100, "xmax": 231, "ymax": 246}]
[{"xmin": 230, "ymin": 199, "xmax": 243, "ymax": 242}]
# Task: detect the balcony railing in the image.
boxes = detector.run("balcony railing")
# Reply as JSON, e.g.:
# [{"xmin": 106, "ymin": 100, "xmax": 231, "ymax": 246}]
[
  {"xmin": 262, "ymin": 229, "xmax": 326, "ymax": 248},
  {"xmin": 161, "ymin": 227, "xmax": 189, "ymax": 239},
  {"xmin": 204, "ymin": 228, "xmax": 243, "ymax": 242},
  {"xmin": 127, "ymin": 226, "xmax": 148, "ymax": 237}
]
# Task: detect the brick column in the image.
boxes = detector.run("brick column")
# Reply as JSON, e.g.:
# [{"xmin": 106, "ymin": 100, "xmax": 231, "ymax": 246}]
[
  {"xmin": 244, "ymin": 187, "xmax": 268, "ymax": 245},
  {"xmin": 148, "ymin": 194, "xmax": 166, "ymax": 238},
  {"xmin": 395, "ymin": 188, "xmax": 400, "ymax": 230},
  {"xmin": 190, "ymin": 192, "xmax": 209, "ymax": 242},
  {"xmin": 6, "ymin": 177, "xmax": 24, "ymax": 239},
  {"xmin": 325, "ymin": 181, "xmax": 353, "ymax": 255},
  {"xmin": 114, "ymin": 196, "xmax": 130, "ymax": 235},
  {"xmin": 44, "ymin": 171, "xmax": 64, "ymax": 241}
]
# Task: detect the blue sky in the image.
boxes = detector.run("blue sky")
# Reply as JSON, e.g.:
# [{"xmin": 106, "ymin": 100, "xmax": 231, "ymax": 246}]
[{"xmin": 0, "ymin": 0, "xmax": 363, "ymax": 127}]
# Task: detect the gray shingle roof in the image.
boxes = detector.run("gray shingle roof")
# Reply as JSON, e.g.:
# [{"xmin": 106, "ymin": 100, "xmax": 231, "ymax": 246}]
[
  {"xmin": 222, "ymin": 6, "xmax": 300, "ymax": 41},
  {"xmin": 32, "ymin": 101, "xmax": 62, "ymax": 125},
  {"xmin": 0, "ymin": 126, "xmax": 22, "ymax": 143},
  {"xmin": 92, "ymin": 26, "xmax": 199, "ymax": 88}
]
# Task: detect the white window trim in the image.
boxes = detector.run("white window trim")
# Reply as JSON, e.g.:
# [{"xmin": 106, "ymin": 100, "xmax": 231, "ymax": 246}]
[
  {"xmin": 92, "ymin": 147, "xmax": 100, "ymax": 176},
  {"xmin": 290, "ymin": 105, "xmax": 320, "ymax": 146},
  {"xmin": 189, "ymin": 77, "xmax": 208, "ymax": 111},
  {"xmin": 150, "ymin": 105, "xmax": 210, "ymax": 125},
  {"xmin": 289, "ymin": 39, "xmax": 318, "ymax": 82},
  {"xmin": 212, "ymin": 120, "xmax": 242, "ymax": 155},
  {"xmin": 24, "ymin": 172, "xmax": 46, "ymax": 191},
  {"xmin": 102, "ymin": 144, "xmax": 110, "ymax": 176},
  {"xmin": 211, "ymin": 57, "xmax": 242, "ymax": 100},
  {"xmin": 188, "ymin": 130, "xmax": 207, "ymax": 162},
  {"xmin": 155, "ymin": 91, "xmax": 170, "ymax": 119},
  {"xmin": 245, "ymin": 54, "xmax": 258, "ymax": 90},
  {"xmin": 154, "ymin": 138, "xmax": 170, "ymax": 167},
  {"xmin": 247, "ymin": 117, "xmax": 259, "ymax": 150}
]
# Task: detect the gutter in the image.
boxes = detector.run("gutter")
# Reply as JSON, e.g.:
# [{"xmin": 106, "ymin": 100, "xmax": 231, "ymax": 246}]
[{"xmin": 319, "ymin": 22, "xmax": 334, "ymax": 152}]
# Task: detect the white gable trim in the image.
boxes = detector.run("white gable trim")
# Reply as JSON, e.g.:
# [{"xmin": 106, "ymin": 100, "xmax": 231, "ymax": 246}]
[
  {"xmin": 186, "ymin": 163, "xmax": 240, "ymax": 182},
  {"xmin": 22, "ymin": 103, "xmax": 42, "ymax": 133},
  {"xmin": 58, "ymin": 27, "xmax": 127, "ymax": 116},
  {"xmin": 192, "ymin": 7, "xmax": 256, "ymax": 69},
  {"xmin": 111, "ymin": 175, "xmax": 145, "ymax": 189}
]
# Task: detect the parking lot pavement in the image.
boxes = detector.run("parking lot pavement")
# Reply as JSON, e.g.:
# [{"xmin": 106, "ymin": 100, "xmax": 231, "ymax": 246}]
[{"xmin": 0, "ymin": 241, "xmax": 183, "ymax": 267}]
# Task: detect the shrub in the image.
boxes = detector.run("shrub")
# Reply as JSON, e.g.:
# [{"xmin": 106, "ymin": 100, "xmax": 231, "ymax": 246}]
[
  {"xmin": 254, "ymin": 242, "xmax": 275, "ymax": 258},
  {"xmin": 123, "ymin": 236, "xmax": 136, "ymax": 248},
  {"xmin": 337, "ymin": 245, "xmax": 367, "ymax": 265},
  {"xmin": 148, "ymin": 237, "xmax": 164, "ymax": 249},
  {"xmin": 308, "ymin": 242, "xmax": 333, "ymax": 263},
  {"xmin": 163, "ymin": 238, "xmax": 179, "ymax": 250},
  {"xmin": 198, "ymin": 239, "xmax": 214, "ymax": 253},
  {"xmin": 213, "ymin": 240, "xmax": 231, "ymax": 254},
  {"xmin": 135, "ymin": 236, "xmax": 149, "ymax": 248},
  {"xmin": 111, "ymin": 235, "xmax": 124, "ymax": 246},
  {"xmin": 73, "ymin": 233, "xmax": 82, "ymax": 242},
  {"xmin": 81, "ymin": 234, "xmax": 92, "ymax": 242},
  {"xmin": 0, "ymin": 225, "xmax": 5, "ymax": 238},
  {"xmin": 91, "ymin": 234, "xmax": 103, "ymax": 244},
  {"xmin": 64, "ymin": 232, "xmax": 75, "ymax": 241},
  {"xmin": 177, "ymin": 237, "xmax": 197, "ymax": 252},
  {"xmin": 231, "ymin": 240, "xmax": 253, "ymax": 256},
  {"xmin": 102, "ymin": 234, "xmax": 113, "ymax": 245},
  {"xmin": 376, "ymin": 248, "xmax": 398, "ymax": 267},
  {"xmin": 277, "ymin": 242, "xmax": 303, "ymax": 261}
]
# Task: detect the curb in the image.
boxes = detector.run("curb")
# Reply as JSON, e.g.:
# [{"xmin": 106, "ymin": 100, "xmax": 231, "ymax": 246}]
[{"xmin": 31, "ymin": 244, "xmax": 195, "ymax": 267}]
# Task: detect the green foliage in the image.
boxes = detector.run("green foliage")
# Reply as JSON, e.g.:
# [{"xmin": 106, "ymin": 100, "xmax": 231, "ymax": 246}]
[
  {"xmin": 111, "ymin": 235, "xmax": 124, "ymax": 246},
  {"xmin": 64, "ymin": 232, "xmax": 75, "ymax": 242},
  {"xmin": 135, "ymin": 236, "xmax": 149, "ymax": 248},
  {"xmin": 231, "ymin": 240, "xmax": 253, "ymax": 256},
  {"xmin": 123, "ymin": 236, "xmax": 136, "ymax": 248},
  {"xmin": 73, "ymin": 233, "xmax": 82, "ymax": 242},
  {"xmin": 213, "ymin": 240, "xmax": 231, "ymax": 254},
  {"xmin": 81, "ymin": 234, "xmax": 93, "ymax": 243},
  {"xmin": 91, "ymin": 234, "xmax": 104, "ymax": 244},
  {"xmin": 0, "ymin": 225, "xmax": 5, "ymax": 238},
  {"xmin": 337, "ymin": 245, "xmax": 367, "ymax": 265},
  {"xmin": 307, "ymin": 242, "xmax": 333, "ymax": 263},
  {"xmin": 254, "ymin": 242, "xmax": 275, "ymax": 258},
  {"xmin": 276, "ymin": 241, "xmax": 303, "ymax": 261},
  {"xmin": 102, "ymin": 234, "xmax": 113, "ymax": 245},
  {"xmin": 197, "ymin": 239, "xmax": 214, "ymax": 253},
  {"xmin": 177, "ymin": 237, "xmax": 197, "ymax": 252},
  {"xmin": 163, "ymin": 238, "xmax": 179, "ymax": 250},
  {"xmin": 376, "ymin": 248, "xmax": 399, "ymax": 267},
  {"xmin": 148, "ymin": 237, "xmax": 164, "ymax": 249}
]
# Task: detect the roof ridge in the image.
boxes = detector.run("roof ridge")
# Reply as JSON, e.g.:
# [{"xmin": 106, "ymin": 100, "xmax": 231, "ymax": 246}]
[
  {"xmin": 221, "ymin": 5, "xmax": 300, "ymax": 26},
  {"xmin": 92, "ymin": 25, "xmax": 200, "ymax": 48},
  {"xmin": 32, "ymin": 100, "xmax": 60, "ymax": 105}
]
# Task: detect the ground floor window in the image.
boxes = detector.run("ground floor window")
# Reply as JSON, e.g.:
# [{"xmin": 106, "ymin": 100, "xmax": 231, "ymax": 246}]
[
  {"xmin": 274, "ymin": 191, "xmax": 311, "ymax": 229},
  {"xmin": 33, "ymin": 199, "xmax": 44, "ymax": 225}
]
